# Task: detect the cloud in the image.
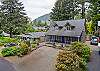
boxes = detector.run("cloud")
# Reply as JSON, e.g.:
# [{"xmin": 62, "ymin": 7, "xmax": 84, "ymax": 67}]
[
  {"xmin": 0, "ymin": 0, "xmax": 56, "ymax": 20},
  {"xmin": 21, "ymin": 0, "xmax": 56, "ymax": 20}
]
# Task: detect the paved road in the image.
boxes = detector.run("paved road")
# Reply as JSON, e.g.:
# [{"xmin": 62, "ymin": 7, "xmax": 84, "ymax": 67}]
[
  {"xmin": 86, "ymin": 41, "xmax": 100, "ymax": 71},
  {"xmin": 0, "ymin": 58, "xmax": 16, "ymax": 71},
  {"xmin": 6, "ymin": 46, "xmax": 59, "ymax": 71}
]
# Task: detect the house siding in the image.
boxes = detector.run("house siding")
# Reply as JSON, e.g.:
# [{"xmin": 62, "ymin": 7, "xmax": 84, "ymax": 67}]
[{"xmin": 46, "ymin": 35, "xmax": 81, "ymax": 44}]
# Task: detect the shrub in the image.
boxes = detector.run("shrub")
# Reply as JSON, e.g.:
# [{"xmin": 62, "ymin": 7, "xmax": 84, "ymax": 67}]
[
  {"xmin": 32, "ymin": 41, "xmax": 37, "ymax": 44},
  {"xmin": 56, "ymin": 50, "xmax": 87, "ymax": 71},
  {"xmin": 17, "ymin": 47, "xmax": 30, "ymax": 57},
  {"xmin": 18, "ymin": 42, "xmax": 30, "ymax": 57},
  {"xmin": 0, "ymin": 37, "xmax": 18, "ymax": 44},
  {"xmin": 0, "ymin": 42, "xmax": 4, "ymax": 46},
  {"xmin": 25, "ymin": 41, "xmax": 31, "ymax": 47},
  {"xmin": 1, "ymin": 46, "xmax": 17, "ymax": 57},
  {"xmin": 0, "ymin": 30, "xmax": 3, "ymax": 34},
  {"xmin": 82, "ymin": 45, "xmax": 91, "ymax": 62},
  {"xmin": 70, "ymin": 42, "xmax": 91, "ymax": 62},
  {"xmin": 56, "ymin": 42, "xmax": 91, "ymax": 71},
  {"xmin": 32, "ymin": 44, "xmax": 37, "ymax": 48},
  {"xmin": 1, "ymin": 42, "xmax": 31, "ymax": 57},
  {"xmin": 19, "ymin": 42, "xmax": 28, "ymax": 48}
]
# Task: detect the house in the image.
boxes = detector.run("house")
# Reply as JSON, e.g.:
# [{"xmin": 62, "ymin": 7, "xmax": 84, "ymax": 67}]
[
  {"xmin": 20, "ymin": 32, "xmax": 46, "ymax": 42},
  {"xmin": 21, "ymin": 34, "xmax": 34, "ymax": 41},
  {"xmin": 28, "ymin": 32, "xmax": 46, "ymax": 42},
  {"xmin": 33, "ymin": 26, "xmax": 46, "ymax": 30},
  {"xmin": 0, "ymin": 31, "xmax": 10, "ymax": 37},
  {"xmin": 45, "ymin": 19, "xmax": 86, "ymax": 44}
]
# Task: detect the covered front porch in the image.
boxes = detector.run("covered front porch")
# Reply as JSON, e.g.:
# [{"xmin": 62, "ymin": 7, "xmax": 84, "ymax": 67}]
[{"xmin": 46, "ymin": 35, "xmax": 81, "ymax": 44}]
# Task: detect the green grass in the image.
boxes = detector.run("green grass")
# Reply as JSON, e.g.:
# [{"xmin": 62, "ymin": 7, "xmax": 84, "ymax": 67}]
[
  {"xmin": 0, "ymin": 36, "xmax": 18, "ymax": 44},
  {"xmin": 0, "ymin": 50, "xmax": 2, "ymax": 57}
]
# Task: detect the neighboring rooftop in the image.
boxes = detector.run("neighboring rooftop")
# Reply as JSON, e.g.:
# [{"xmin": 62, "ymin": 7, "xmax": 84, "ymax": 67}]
[{"xmin": 21, "ymin": 32, "xmax": 46, "ymax": 39}]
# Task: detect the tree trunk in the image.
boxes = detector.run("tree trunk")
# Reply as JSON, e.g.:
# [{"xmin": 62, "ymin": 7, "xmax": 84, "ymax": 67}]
[
  {"xmin": 72, "ymin": 1, "xmax": 75, "ymax": 19},
  {"xmin": 81, "ymin": 1, "xmax": 85, "ymax": 19},
  {"xmin": 10, "ymin": 27, "xmax": 13, "ymax": 38}
]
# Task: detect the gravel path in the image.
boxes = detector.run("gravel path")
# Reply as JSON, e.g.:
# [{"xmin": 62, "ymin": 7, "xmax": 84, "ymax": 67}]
[
  {"xmin": 86, "ymin": 41, "xmax": 100, "ymax": 71},
  {"xmin": 7, "ymin": 46, "xmax": 59, "ymax": 71}
]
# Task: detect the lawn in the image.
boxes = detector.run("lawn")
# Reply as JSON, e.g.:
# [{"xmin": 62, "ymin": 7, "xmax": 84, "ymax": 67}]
[{"xmin": 0, "ymin": 37, "xmax": 18, "ymax": 44}]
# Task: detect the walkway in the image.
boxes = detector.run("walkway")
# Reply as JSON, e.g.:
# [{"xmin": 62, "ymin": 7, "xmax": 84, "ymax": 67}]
[
  {"xmin": 5, "ymin": 46, "xmax": 59, "ymax": 71},
  {"xmin": 0, "ymin": 58, "xmax": 16, "ymax": 71},
  {"xmin": 87, "ymin": 41, "xmax": 100, "ymax": 71}
]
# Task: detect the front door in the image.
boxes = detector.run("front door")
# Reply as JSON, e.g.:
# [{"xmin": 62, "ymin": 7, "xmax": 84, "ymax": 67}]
[{"xmin": 62, "ymin": 36, "xmax": 65, "ymax": 43}]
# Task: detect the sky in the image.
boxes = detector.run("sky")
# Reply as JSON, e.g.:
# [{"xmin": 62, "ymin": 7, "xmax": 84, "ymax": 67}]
[{"xmin": 21, "ymin": 0, "xmax": 56, "ymax": 20}]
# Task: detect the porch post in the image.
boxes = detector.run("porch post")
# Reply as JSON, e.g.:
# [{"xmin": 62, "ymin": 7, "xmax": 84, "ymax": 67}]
[
  {"xmin": 49, "ymin": 36, "xmax": 50, "ymax": 42},
  {"xmin": 61, "ymin": 36, "xmax": 62, "ymax": 43},
  {"xmin": 78, "ymin": 37, "xmax": 80, "ymax": 42}
]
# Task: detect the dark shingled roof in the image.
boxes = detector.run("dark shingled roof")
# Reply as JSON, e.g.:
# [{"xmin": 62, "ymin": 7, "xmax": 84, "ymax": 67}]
[
  {"xmin": 46, "ymin": 19, "xmax": 85, "ymax": 37},
  {"xmin": 28, "ymin": 32, "xmax": 46, "ymax": 38},
  {"xmin": 21, "ymin": 32, "xmax": 46, "ymax": 39}
]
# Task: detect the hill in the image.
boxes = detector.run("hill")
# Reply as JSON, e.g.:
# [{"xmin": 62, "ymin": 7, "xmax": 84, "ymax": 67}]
[{"xmin": 34, "ymin": 14, "xmax": 50, "ymax": 22}]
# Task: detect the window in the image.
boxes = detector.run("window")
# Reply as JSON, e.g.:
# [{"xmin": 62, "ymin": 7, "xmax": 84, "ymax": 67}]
[
  {"xmin": 59, "ymin": 26, "xmax": 63, "ymax": 30},
  {"xmin": 57, "ymin": 36, "xmax": 61, "ymax": 43},
  {"xmin": 71, "ymin": 26, "xmax": 75, "ymax": 30},
  {"xmin": 65, "ymin": 22, "xmax": 71, "ymax": 30},
  {"xmin": 65, "ymin": 22, "xmax": 75, "ymax": 30},
  {"xmin": 67, "ymin": 26, "xmax": 71, "ymax": 30}
]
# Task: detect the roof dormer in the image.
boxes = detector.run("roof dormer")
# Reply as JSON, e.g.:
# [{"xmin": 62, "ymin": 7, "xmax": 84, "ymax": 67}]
[{"xmin": 65, "ymin": 22, "xmax": 75, "ymax": 30}]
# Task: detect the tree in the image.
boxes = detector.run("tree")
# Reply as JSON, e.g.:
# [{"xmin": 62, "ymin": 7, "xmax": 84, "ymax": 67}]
[
  {"xmin": 50, "ymin": 0, "xmax": 79, "ymax": 21},
  {"xmin": 86, "ymin": 21, "xmax": 95, "ymax": 34},
  {"xmin": 25, "ymin": 23, "xmax": 35, "ymax": 33},
  {"xmin": 0, "ymin": 0, "xmax": 28, "ymax": 37},
  {"xmin": 78, "ymin": 0, "xmax": 86, "ymax": 19},
  {"xmin": 77, "ymin": 0, "xmax": 91, "ymax": 19},
  {"xmin": 90, "ymin": 0, "xmax": 100, "ymax": 16},
  {"xmin": 89, "ymin": 0, "xmax": 100, "ymax": 30}
]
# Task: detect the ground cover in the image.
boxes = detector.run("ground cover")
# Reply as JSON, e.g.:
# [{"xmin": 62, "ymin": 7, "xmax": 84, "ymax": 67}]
[
  {"xmin": 0, "ymin": 37, "xmax": 18, "ymax": 45},
  {"xmin": 0, "ymin": 36, "xmax": 38, "ymax": 57}
]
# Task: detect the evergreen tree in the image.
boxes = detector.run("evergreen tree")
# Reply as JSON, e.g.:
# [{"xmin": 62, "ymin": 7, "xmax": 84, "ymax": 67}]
[
  {"xmin": 78, "ymin": 0, "xmax": 86, "ymax": 19},
  {"xmin": 89, "ymin": 0, "xmax": 100, "ymax": 30},
  {"xmin": 78, "ymin": 0, "xmax": 90, "ymax": 19},
  {"xmin": 50, "ymin": 0, "xmax": 79, "ymax": 21},
  {"xmin": 0, "ymin": 0, "xmax": 28, "ymax": 37},
  {"xmin": 90, "ymin": 0, "xmax": 100, "ymax": 16}
]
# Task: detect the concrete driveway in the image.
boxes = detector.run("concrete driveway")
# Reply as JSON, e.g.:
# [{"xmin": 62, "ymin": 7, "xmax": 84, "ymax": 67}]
[
  {"xmin": 86, "ymin": 41, "xmax": 100, "ymax": 71},
  {"xmin": 0, "ymin": 58, "xmax": 16, "ymax": 71},
  {"xmin": 6, "ymin": 46, "xmax": 59, "ymax": 71}
]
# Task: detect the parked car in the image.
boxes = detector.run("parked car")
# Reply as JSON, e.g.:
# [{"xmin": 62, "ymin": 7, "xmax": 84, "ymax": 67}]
[
  {"xmin": 4, "ymin": 43, "xmax": 17, "ymax": 47},
  {"xmin": 98, "ymin": 42, "xmax": 100, "ymax": 55},
  {"xmin": 98, "ymin": 37, "xmax": 100, "ymax": 43},
  {"xmin": 90, "ymin": 36, "xmax": 98, "ymax": 45}
]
